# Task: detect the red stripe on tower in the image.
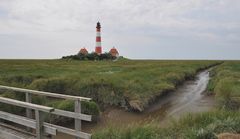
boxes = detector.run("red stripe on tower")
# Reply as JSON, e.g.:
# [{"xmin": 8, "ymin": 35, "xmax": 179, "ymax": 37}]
[
  {"xmin": 95, "ymin": 22, "xmax": 102, "ymax": 55},
  {"xmin": 96, "ymin": 37, "xmax": 101, "ymax": 42}
]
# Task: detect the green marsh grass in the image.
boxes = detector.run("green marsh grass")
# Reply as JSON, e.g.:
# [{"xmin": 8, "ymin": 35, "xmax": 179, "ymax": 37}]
[
  {"xmin": 92, "ymin": 61, "xmax": 240, "ymax": 139},
  {"xmin": 92, "ymin": 110, "xmax": 240, "ymax": 139},
  {"xmin": 208, "ymin": 61, "xmax": 240, "ymax": 109},
  {"xmin": 0, "ymin": 60, "xmax": 220, "ymax": 113}
]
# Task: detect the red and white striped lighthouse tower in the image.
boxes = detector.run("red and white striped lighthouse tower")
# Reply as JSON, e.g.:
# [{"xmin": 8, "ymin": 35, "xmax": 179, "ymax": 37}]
[{"xmin": 95, "ymin": 22, "xmax": 102, "ymax": 55}]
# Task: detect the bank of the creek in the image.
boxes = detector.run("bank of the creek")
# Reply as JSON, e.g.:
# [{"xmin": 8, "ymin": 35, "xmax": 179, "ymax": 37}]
[{"xmin": 54, "ymin": 69, "xmax": 216, "ymax": 139}]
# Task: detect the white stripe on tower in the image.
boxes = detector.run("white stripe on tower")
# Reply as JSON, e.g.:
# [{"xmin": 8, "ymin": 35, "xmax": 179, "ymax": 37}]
[
  {"xmin": 96, "ymin": 32, "xmax": 101, "ymax": 37},
  {"xmin": 96, "ymin": 42, "xmax": 101, "ymax": 46}
]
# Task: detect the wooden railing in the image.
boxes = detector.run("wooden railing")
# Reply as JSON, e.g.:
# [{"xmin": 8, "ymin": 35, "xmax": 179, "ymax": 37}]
[{"xmin": 0, "ymin": 85, "xmax": 92, "ymax": 139}]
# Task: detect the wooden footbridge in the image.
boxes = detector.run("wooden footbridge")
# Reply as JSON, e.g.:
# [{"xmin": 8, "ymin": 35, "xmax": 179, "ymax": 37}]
[{"xmin": 0, "ymin": 85, "xmax": 92, "ymax": 139}]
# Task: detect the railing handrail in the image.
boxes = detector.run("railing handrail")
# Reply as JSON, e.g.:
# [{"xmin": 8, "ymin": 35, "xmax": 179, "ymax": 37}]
[
  {"xmin": 0, "ymin": 85, "xmax": 91, "ymax": 101},
  {"xmin": 0, "ymin": 96, "xmax": 54, "ymax": 113}
]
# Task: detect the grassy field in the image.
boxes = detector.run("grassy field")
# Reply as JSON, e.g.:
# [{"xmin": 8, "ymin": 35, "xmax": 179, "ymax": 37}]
[
  {"xmin": 208, "ymin": 61, "xmax": 240, "ymax": 109},
  {"xmin": 92, "ymin": 61, "xmax": 240, "ymax": 139},
  {"xmin": 0, "ymin": 59, "xmax": 219, "ymax": 113},
  {"xmin": 1, "ymin": 60, "xmax": 239, "ymax": 138},
  {"xmin": 93, "ymin": 110, "xmax": 240, "ymax": 139}
]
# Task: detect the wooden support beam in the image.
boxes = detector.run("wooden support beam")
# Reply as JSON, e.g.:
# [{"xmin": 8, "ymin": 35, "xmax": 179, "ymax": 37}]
[
  {"xmin": 35, "ymin": 110, "xmax": 45, "ymax": 139},
  {"xmin": 0, "ymin": 85, "xmax": 91, "ymax": 101},
  {"xmin": 26, "ymin": 92, "xmax": 33, "ymax": 132},
  {"xmin": 26, "ymin": 92, "xmax": 33, "ymax": 118},
  {"xmin": 75, "ymin": 99, "xmax": 81, "ymax": 139}
]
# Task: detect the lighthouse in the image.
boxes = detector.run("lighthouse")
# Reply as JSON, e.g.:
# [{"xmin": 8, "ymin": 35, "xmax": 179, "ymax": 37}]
[{"xmin": 95, "ymin": 22, "xmax": 102, "ymax": 55}]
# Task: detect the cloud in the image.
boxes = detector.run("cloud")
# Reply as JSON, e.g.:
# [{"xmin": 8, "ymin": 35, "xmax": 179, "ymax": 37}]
[
  {"xmin": 0, "ymin": 0, "xmax": 239, "ymax": 59},
  {"xmin": 1, "ymin": 0, "xmax": 238, "ymax": 31}
]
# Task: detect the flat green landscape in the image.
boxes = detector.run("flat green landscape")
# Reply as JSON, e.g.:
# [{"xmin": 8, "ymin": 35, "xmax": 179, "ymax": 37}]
[
  {"xmin": 0, "ymin": 60, "xmax": 240, "ymax": 139},
  {"xmin": 0, "ymin": 60, "xmax": 219, "ymax": 112}
]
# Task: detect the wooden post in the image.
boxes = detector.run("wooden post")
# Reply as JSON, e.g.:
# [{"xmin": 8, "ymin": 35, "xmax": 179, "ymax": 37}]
[
  {"xmin": 75, "ymin": 99, "xmax": 81, "ymax": 139},
  {"xmin": 35, "ymin": 110, "xmax": 45, "ymax": 139},
  {"xmin": 26, "ymin": 92, "xmax": 32, "ymax": 132}
]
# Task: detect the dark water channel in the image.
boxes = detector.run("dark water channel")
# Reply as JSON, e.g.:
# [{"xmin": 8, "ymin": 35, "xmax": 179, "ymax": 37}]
[{"xmin": 54, "ymin": 69, "xmax": 216, "ymax": 139}]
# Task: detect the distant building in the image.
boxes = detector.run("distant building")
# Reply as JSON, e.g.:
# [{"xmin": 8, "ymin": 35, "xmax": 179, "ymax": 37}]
[
  {"xmin": 109, "ymin": 47, "xmax": 119, "ymax": 57},
  {"xmin": 78, "ymin": 47, "xmax": 88, "ymax": 55}
]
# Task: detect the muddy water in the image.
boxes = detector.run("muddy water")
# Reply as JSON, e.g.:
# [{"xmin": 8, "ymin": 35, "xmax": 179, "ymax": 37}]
[{"xmin": 54, "ymin": 70, "xmax": 215, "ymax": 139}]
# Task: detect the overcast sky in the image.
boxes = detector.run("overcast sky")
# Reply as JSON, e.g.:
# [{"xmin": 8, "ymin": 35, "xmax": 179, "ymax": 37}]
[{"xmin": 0, "ymin": 0, "xmax": 239, "ymax": 60}]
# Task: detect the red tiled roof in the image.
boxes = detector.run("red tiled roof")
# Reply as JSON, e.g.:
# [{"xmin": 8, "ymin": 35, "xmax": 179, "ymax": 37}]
[
  {"xmin": 109, "ymin": 47, "xmax": 119, "ymax": 56},
  {"xmin": 79, "ymin": 48, "xmax": 88, "ymax": 55}
]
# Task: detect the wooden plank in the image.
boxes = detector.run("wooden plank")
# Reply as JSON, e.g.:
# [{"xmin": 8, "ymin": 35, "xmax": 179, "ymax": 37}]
[
  {"xmin": 0, "ymin": 85, "xmax": 91, "ymax": 101},
  {"xmin": 52, "ymin": 109, "xmax": 91, "ymax": 121},
  {"xmin": 0, "ymin": 129, "xmax": 30, "ymax": 139},
  {"xmin": 0, "ymin": 122, "xmax": 35, "ymax": 137},
  {"xmin": 26, "ymin": 92, "xmax": 33, "ymax": 132},
  {"xmin": 35, "ymin": 110, "xmax": 44, "ymax": 139},
  {"xmin": 0, "ymin": 122, "xmax": 36, "ymax": 139},
  {"xmin": 26, "ymin": 93, "xmax": 33, "ymax": 119},
  {"xmin": 75, "ymin": 99, "xmax": 81, "ymax": 139},
  {"xmin": 45, "ymin": 123, "xmax": 91, "ymax": 139},
  {"xmin": 0, "ymin": 111, "xmax": 57, "ymax": 136},
  {"xmin": 0, "ymin": 97, "xmax": 54, "ymax": 113}
]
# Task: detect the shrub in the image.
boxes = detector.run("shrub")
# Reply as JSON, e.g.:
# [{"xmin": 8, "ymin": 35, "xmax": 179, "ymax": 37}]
[{"xmin": 47, "ymin": 100, "xmax": 99, "ymax": 116}]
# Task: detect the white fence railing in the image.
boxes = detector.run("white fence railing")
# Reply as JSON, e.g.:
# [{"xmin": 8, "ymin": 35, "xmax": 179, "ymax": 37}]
[{"xmin": 0, "ymin": 85, "xmax": 92, "ymax": 139}]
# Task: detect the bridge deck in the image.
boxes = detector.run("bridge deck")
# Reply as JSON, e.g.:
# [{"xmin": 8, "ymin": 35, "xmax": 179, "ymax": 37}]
[{"xmin": 0, "ymin": 123, "xmax": 36, "ymax": 139}]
